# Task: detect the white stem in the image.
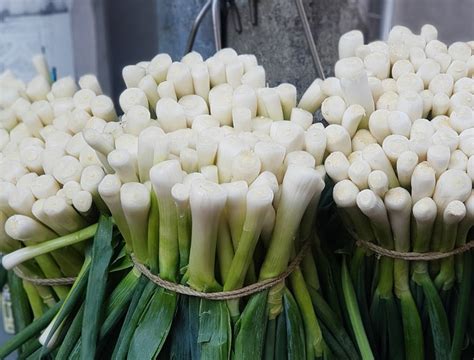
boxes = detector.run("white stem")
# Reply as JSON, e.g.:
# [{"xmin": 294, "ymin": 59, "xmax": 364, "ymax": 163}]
[
  {"xmin": 433, "ymin": 169, "xmax": 472, "ymax": 211},
  {"xmin": 155, "ymin": 98, "xmax": 187, "ymax": 132},
  {"xmin": 52, "ymin": 156, "xmax": 83, "ymax": 185},
  {"xmin": 397, "ymin": 91, "xmax": 423, "ymax": 121},
  {"xmin": 206, "ymin": 57, "xmax": 227, "ymax": 87},
  {"xmin": 51, "ymin": 77, "xmax": 77, "ymax": 98},
  {"xmin": 352, "ymin": 129, "xmax": 377, "ymax": 151},
  {"xmin": 108, "ymin": 149, "xmax": 139, "ymax": 183},
  {"xmin": 123, "ymin": 106, "xmax": 151, "ymax": 136},
  {"xmin": 138, "ymin": 75, "xmax": 160, "ymax": 109},
  {"xmin": 321, "ymin": 96, "xmax": 347, "ymax": 125},
  {"xmin": 325, "ymin": 151, "xmax": 350, "ymax": 182},
  {"xmin": 44, "ymin": 195, "xmax": 87, "ymax": 233},
  {"xmin": 98, "ymin": 174, "xmax": 131, "ymax": 242},
  {"xmin": 241, "ymin": 66, "xmax": 266, "ymax": 89},
  {"xmin": 226, "ymin": 62, "xmax": 244, "ymax": 88},
  {"xmin": 384, "ymin": 187, "xmax": 412, "ymax": 251},
  {"xmin": 5, "ymin": 215, "xmax": 56, "ymax": 242},
  {"xmin": 137, "ymin": 127, "xmax": 165, "ymax": 182},
  {"xmin": 341, "ymin": 104, "xmax": 366, "ymax": 137},
  {"xmin": 335, "ymin": 57, "xmax": 375, "ymax": 116},
  {"xmin": 284, "ymin": 151, "xmax": 316, "ymax": 170},
  {"xmin": 72, "ymin": 190, "xmax": 93, "ymax": 215},
  {"xmin": 178, "ymin": 95, "xmax": 209, "ymax": 127},
  {"xmin": 209, "ymin": 84, "xmax": 233, "ymax": 126},
  {"xmin": 348, "ymin": 159, "xmax": 371, "ymax": 189},
  {"xmin": 180, "ymin": 148, "xmax": 199, "ymax": 174},
  {"xmin": 338, "ymin": 30, "xmax": 364, "ymax": 58},
  {"xmin": 147, "ymin": 53, "xmax": 172, "ymax": 83},
  {"xmin": 368, "ymin": 170, "xmax": 389, "ymax": 198},
  {"xmin": 387, "ymin": 111, "xmax": 411, "ymax": 137},
  {"xmin": 382, "ymin": 134, "xmax": 410, "ymax": 165},
  {"xmin": 368, "ymin": 109, "xmax": 391, "ymax": 144},
  {"xmin": 276, "ymin": 83, "xmax": 297, "ymax": 120},
  {"xmin": 119, "ymin": 88, "xmax": 148, "ymax": 113},
  {"xmin": 72, "ymin": 89, "xmax": 95, "ymax": 113},
  {"xmin": 166, "ymin": 62, "xmax": 194, "ymax": 98},
  {"xmin": 191, "ymin": 62, "xmax": 210, "ymax": 101},
  {"xmin": 396, "ymin": 150, "xmax": 419, "ymax": 188},
  {"xmin": 157, "ymin": 81, "xmax": 177, "ymax": 101},
  {"xmin": 298, "ymin": 79, "xmax": 326, "ymax": 114},
  {"xmin": 253, "ymin": 140, "xmax": 286, "ymax": 180},
  {"xmin": 122, "ymin": 65, "xmax": 146, "ymax": 88},
  {"xmin": 411, "ymin": 161, "xmax": 436, "ymax": 203},
  {"xmin": 200, "ymin": 165, "xmax": 219, "ymax": 183},
  {"xmin": 78, "ymin": 74, "xmax": 103, "ymax": 95},
  {"xmin": 362, "ymin": 143, "xmax": 399, "ymax": 187}
]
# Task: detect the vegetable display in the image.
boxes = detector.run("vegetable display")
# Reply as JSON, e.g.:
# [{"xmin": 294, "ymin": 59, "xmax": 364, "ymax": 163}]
[{"xmin": 0, "ymin": 21, "xmax": 472, "ymax": 360}]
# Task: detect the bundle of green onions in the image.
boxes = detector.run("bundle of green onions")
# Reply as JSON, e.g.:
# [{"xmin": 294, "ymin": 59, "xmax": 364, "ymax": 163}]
[
  {"xmin": 322, "ymin": 24, "xmax": 474, "ymax": 359},
  {"xmin": 0, "ymin": 56, "xmax": 121, "ymax": 357},
  {"xmin": 0, "ymin": 56, "xmax": 115, "ymax": 300},
  {"xmin": 1, "ymin": 48, "xmax": 361, "ymax": 359}
]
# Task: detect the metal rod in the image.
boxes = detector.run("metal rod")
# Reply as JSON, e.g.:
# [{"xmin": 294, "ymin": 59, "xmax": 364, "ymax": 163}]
[
  {"xmin": 185, "ymin": 0, "xmax": 212, "ymax": 54},
  {"xmin": 249, "ymin": 0, "xmax": 257, "ymax": 25},
  {"xmin": 295, "ymin": 0, "xmax": 326, "ymax": 79},
  {"xmin": 212, "ymin": 0, "xmax": 223, "ymax": 51},
  {"xmin": 380, "ymin": 0, "xmax": 394, "ymax": 40}
]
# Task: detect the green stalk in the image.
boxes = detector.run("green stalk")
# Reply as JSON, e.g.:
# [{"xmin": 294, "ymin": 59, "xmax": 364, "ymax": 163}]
[
  {"xmin": 264, "ymin": 318, "xmax": 277, "ymax": 359},
  {"xmin": 224, "ymin": 225, "xmax": 262, "ymax": 290},
  {"xmin": 39, "ymin": 256, "xmax": 90, "ymax": 351},
  {"xmin": 67, "ymin": 270, "xmax": 140, "ymax": 357},
  {"xmin": 451, "ymin": 251, "xmax": 472, "ymax": 359},
  {"xmin": 234, "ymin": 290, "xmax": 268, "ymax": 359},
  {"xmin": 147, "ymin": 191, "xmax": 160, "ymax": 272},
  {"xmin": 57, "ymin": 304, "xmax": 84, "ymax": 359},
  {"xmin": 275, "ymin": 312, "xmax": 287, "ymax": 360},
  {"xmin": 216, "ymin": 217, "xmax": 234, "ymax": 284},
  {"xmin": 0, "ymin": 301, "xmax": 61, "ymax": 359},
  {"xmin": 22, "ymin": 281, "xmax": 44, "ymax": 319},
  {"xmin": 16, "ymin": 265, "xmax": 56, "ymax": 308},
  {"xmin": 158, "ymin": 197, "xmax": 179, "ymax": 282},
  {"xmin": 289, "ymin": 267, "xmax": 325, "ymax": 358},
  {"xmin": 8, "ymin": 271, "xmax": 32, "ymax": 355},
  {"xmin": 29, "ymin": 254, "xmax": 69, "ymax": 300},
  {"xmin": 300, "ymin": 251, "xmax": 320, "ymax": 296},
  {"xmin": 81, "ymin": 216, "xmax": 114, "ymax": 359},
  {"xmin": 411, "ymin": 216, "xmax": 451, "ymax": 360},
  {"xmin": 283, "ymin": 289, "xmax": 306, "ymax": 360},
  {"xmin": 394, "ymin": 259, "xmax": 424, "ymax": 360},
  {"xmin": 2, "ymin": 223, "xmax": 98, "ymax": 270},
  {"xmin": 302, "ymin": 248, "xmax": 358, "ymax": 358},
  {"xmin": 49, "ymin": 247, "xmax": 84, "ymax": 277},
  {"xmin": 127, "ymin": 288, "xmax": 177, "ymax": 359},
  {"xmin": 310, "ymin": 289, "xmax": 359, "ymax": 359},
  {"xmin": 341, "ymin": 258, "xmax": 374, "ymax": 360},
  {"xmin": 176, "ymin": 204, "xmax": 191, "ymax": 273},
  {"xmin": 434, "ymin": 219, "xmax": 458, "ymax": 290}
]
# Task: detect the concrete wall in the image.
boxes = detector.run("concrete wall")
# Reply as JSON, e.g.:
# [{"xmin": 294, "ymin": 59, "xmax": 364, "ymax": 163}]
[{"xmin": 226, "ymin": 0, "xmax": 370, "ymax": 92}]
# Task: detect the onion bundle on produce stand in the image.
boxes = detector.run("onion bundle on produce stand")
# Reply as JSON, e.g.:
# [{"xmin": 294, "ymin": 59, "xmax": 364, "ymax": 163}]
[
  {"xmin": 324, "ymin": 24, "xmax": 474, "ymax": 359},
  {"xmin": 0, "ymin": 20, "xmax": 473, "ymax": 360},
  {"xmin": 0, "ymin": 48, "xmax": 357, "ymax": 359}
]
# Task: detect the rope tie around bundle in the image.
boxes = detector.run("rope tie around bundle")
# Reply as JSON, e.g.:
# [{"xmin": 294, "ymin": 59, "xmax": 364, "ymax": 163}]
[
  {"xmin": 356, "ymin": 239, "xmax": 474, "ymax": 261},
  {"xmin": 12, "ymin": 240, "xmax": 312, "ymax": 296},
  {"xmin": 131, "ymin": 240, "xmax": 312, "ymax": 301},
  {"xmin": 12, "ymin": 268, "xmax": 76, "ymax": 286}
]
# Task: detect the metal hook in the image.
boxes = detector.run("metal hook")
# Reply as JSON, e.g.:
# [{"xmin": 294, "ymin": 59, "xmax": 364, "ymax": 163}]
[
  {"xmin": 227, "ymin": 0, "xmax": 243, "ymax": 34},
  {"xmin": 212, "ymin": 0, "xmax": 223, "ymax": 51},
  {"xmin": 185, "ymin": 0, "xmax": 212, "ymax": 54},
  {"xmin": 295, "ymin": 0, "xmax": 326, "ymax": 79},
  {"xmin": 249, "ymin": 0, "xmax": 257, "ymax": 25}
]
